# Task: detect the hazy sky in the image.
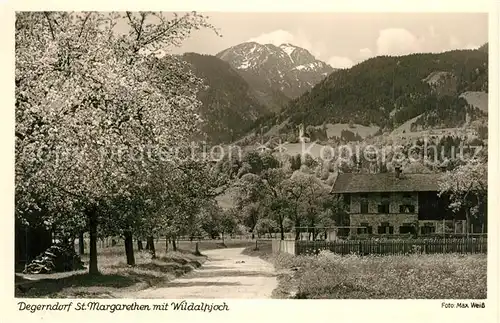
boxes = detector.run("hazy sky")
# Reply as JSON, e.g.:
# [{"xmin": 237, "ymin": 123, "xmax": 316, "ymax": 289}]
[{"xmin": 163, "ymin": 12, "xmax": 488, "ymax": 68}]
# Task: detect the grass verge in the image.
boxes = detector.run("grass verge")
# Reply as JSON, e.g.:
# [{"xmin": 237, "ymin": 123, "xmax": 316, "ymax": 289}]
[
  {"xmin": 242, "ymin": 244, "xmax": 487, "ymax": 299},
  {"xmin": 15, "ymin": 246, "xmax": 206, "ymax": 298},
  {"xmin": 240, "ymin": 240, "xmax": 272, "ymax": 259}
]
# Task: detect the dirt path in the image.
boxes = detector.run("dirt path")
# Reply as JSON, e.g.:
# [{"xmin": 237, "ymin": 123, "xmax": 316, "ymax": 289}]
[{"xmin": 131, "ymin": 248, "xmax": 277, "ymax": 299}]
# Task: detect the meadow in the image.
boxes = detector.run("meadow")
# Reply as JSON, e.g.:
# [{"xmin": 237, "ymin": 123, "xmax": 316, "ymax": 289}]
[{"xmin": 243, "ymin": 242, "xmax": 487, "ymax": 299}]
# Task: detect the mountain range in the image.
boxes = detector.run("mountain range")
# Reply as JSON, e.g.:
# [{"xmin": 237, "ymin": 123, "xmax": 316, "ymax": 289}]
[
  {"xmin": 177, "ymin": 41, "xmax": 488, "ymax": 144},
  {"xmin": 181, "ymin": 42, "xmax": 335, "ymax": 143}
]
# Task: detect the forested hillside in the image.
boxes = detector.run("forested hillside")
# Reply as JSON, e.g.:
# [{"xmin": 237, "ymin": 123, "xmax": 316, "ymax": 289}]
[
  {"xmin": 183, "ymin": 53, "xmax": 273, "ymax": 143},
  {"xmin": 265, "ymin": 48, "xmax": 488, "ymax": 132}
]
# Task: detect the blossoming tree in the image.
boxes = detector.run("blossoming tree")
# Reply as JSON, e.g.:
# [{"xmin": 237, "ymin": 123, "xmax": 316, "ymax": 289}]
[
  {"xmin": 439, "ymin": 158, "xmax": 488, "ymax": 235},
  {"xmin": 15, "ymin": 11, "xmax": 218, "ymax": 274}
]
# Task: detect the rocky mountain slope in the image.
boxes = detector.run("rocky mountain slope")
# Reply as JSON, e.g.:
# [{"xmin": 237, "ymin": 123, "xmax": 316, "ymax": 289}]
[{"xmin": 216, "ymin": 42, "xmax": 335, "ymax": 110}]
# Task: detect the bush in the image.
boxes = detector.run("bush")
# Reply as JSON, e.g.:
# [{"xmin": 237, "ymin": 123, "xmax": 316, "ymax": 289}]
[{"xmin": 24, "ymin": 243, "xmax": 85, "ymax": 274}]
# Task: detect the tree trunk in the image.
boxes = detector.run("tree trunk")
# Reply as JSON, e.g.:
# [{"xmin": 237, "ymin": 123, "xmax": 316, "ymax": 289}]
[
  {"xmin": 88, "ymin": 208, "xmax": 99, "ymax": 275},
  {"xmin": 147, "ymin": 236, "xmax": 156, "ymax": 259},
  {"xmin": 172, "ymin": 237, "xmax": 177, "ymax": 251},
  {"xmin": 466, "ymin": 208, "xmax": 471, "ymax": 237},
  {"xmin": 294, "ymin": 219, "xmax": 301, "ymax": 240},
  {"xmin": 280, "ymin": 222, "xmax": 285, "ymax": 240},
  {"xmin": 165, "ymin": 236, "xmax": 169, "ymax": 252},
  {"xmin": 124, "ymin": 231, "xmax": 135, "ymax": 266},
  {"xmin": 137, "ymin": 240, "xmax": 143, "ymax": 250},
  {"xmin": 78, "ymin": 232, "xmax": 85, "ymax": 255}
]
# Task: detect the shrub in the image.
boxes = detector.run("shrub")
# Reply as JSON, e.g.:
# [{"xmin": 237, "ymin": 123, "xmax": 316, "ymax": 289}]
[{"xmin": 24, "ymin": 243, "xmax": 85, "ymax": 274}]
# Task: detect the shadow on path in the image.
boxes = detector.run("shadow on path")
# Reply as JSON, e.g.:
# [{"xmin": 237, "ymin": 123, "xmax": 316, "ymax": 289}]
[
  {"xmin": 165, "ymin": 281, "xmax": 242, "ymax": 288},
  {"xmin": 189, "ymin": 270, "xmax": 276, "ymax": 278},
  {"xmin": 197, "ymin": 265, "xmax": 228, "ymax": 270}
]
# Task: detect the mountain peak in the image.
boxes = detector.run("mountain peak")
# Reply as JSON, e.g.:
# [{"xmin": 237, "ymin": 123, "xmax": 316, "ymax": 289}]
[
  {"xmin": 279, "ymin": 43, "xmax": 297, "ymax": 60},
  {"xmin": 279, "ymin": 43, "xmax": 297, "ymax": 49},
  {"xmin": 216, "ymin": 42, "xmax": 335, "ymax": 99}
]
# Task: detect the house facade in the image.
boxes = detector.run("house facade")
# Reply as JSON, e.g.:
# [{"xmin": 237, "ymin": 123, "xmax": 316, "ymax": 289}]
[{"xmin": 331, "ymin": 168, "xmax": 466, "ymax": 237}]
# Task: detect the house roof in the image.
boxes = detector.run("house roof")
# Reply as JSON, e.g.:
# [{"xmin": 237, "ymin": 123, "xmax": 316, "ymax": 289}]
[{"xmin": 330, "ymin": 172, "xmax": 440, "ymax": 194}]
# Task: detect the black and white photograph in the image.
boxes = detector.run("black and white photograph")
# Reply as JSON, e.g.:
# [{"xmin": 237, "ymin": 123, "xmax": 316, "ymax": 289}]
[{"xmin": 10, "ymin": 4, "xmax": 496, "ymax": 311}]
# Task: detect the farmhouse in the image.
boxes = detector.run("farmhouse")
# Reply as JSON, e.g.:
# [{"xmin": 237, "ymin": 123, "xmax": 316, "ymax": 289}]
[{"xmin": 330, "ymin": 167, "xmax": 467, "ymax": 237}]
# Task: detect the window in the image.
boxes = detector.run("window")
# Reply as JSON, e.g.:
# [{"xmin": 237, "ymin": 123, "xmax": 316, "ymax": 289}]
[
  {"xmin": 399, "ymin": 204, "xmax": 415, "ymax": 213},
  {"xmin": 360, "ymin": 193, "xmax": 368, "ymax": 198},
  {"xmin": 400, "ymin": 223, "xmax": 416, "ymax": 235},
  {"xmin": 343, "ymin": 194, "xmax": 351, "ymax": 212},
  {"xmin": 357, "ymin": 223, "xmax": 372, "ymax": 235},
  {"xmin": 378, "ymin": 202, "xmax": 390, "ymax": 214},
  {"xmin": 444, "ymin": 221, "xmax": 454, "ymax": 233},
  {"xmin": 403, "ymin": 193, "xmax": 412, "ymax": 198},
  {"xmin": 420, "ymin": 224, "xmax": 436, "ymax": 235},
  {"xmin": 378, "ymin": 222, "xmax": 394, "ymax": 234},
  {"xmin": 360, "ymin": 202, "xmax": 369, "ymax": 213}
]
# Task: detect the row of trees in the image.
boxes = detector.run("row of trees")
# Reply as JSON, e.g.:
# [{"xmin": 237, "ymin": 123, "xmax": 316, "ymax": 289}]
[
  {"xmin": 223, "ymin": 151, "xmax": 346, "ymax": 240},
  {"xmin": 15, "ymin": 11, "xmax": 224, "ymax": 274},
  {"xmin": 234, "ymin": 169, "xmax": 345, "ymax": 240}
]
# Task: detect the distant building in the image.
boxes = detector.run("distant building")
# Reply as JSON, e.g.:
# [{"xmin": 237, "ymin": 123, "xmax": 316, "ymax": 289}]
[
  {"xmin": 298, "ymin": 124, "xmax": 310, "ymax": 143},
  {"xmin": 330, "ymin": 167, "xmax": 467, "ymax": 237}
]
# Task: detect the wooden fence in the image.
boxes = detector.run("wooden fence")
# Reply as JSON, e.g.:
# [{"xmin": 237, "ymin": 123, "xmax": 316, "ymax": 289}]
[{"xmin": 294, "ymin": 238, "xmax": 487, "ymax": 256}]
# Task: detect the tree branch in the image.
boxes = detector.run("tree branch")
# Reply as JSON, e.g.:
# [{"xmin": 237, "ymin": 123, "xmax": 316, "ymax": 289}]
[
  {"xmin": 126, "ymin": 11, "xmax": 140, "ymax": 35},
  {"xmin": 78, "ymin": 12, "xmax": 92, "ymax": 38},
  {"xmin": 136, "ymin": 12, "xmax": 146, "ymax": 41},
  {"xmin": 43, "ymin": 12, "xmax": 55, "ymax": 40},
  {"xmin": 140, "ymin": 15, "xmax": 186, "ymax": 49},
  {"xmin": 15, "ymin": 131, "xmax": 25, "ymax": 141},
  {"xmin": 47, "ymin": 180, "xmax": 89, "ymax": 201}
]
